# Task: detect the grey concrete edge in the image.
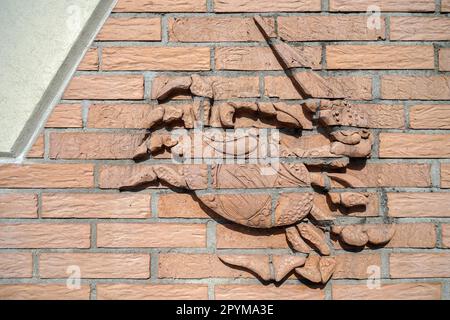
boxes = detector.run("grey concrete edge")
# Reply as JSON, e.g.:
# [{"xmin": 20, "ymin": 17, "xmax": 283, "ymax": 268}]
[{"xmin": 0, "ymin": 0, "xmax": 118, "ymax": 163}]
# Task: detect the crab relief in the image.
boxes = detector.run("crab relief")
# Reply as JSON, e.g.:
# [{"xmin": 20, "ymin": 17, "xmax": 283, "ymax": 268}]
[{"xmin": 107, "ymin": 16, "xmax": 396, "ymax": 284}]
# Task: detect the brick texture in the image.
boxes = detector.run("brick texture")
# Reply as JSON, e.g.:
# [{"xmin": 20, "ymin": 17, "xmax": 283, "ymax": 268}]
[
  {"xmin": 380, "ymin": 134, "xmax": 450, "ymax": 158},
  {"xmin": 114, "ymin": 0, "xmax": 207, "ymax": 12},
  {"xmin": 97, "ymin": 17, "xmax": 161, "ymax": 41},
  {"xmin": 442, "ymin": 164, "xmax": 450, "ymax": 188},
  {"xmin": 215, "ymin": 284, "xmax": 325, "ymax": 300},
  {"xmin": 0, "ymin": 253, "xmax": 33, "ymax": 278},
  {"xmin": 78, "ymin": 48, "xmax": 99, "ymax": 71},
  {"xmin": 0, "ymin": 194, "xmax": 38, "ymax": 218},
  {"xmin": 0, "ymin": 284, "xmax": 90, "ymax": 300},
  {"xmin": 97, "ymin": 284, "xmax": 208, "ymax": 300},
  {"xmin": 410, "ymin": 105, "xmax": 450, "ymax": 129},
  {"xmin": 214, "ymin": 0, "xmax": 321, "ymax": 12},
  {"xmin": 390, "ymin": 17, "xmax": 450, "ymax": 40},
  {"xmin": 333, "ymin": 283, "xmax": 441, "ymax": 300},
  {"xmin": 388, "ymin": 193, "xmax": 450, "ymax": 217},
  {"xmin": 390, "ymin": 253, "xmax": 450, "ymax": 278},
  {"xmin": 330, "ymin": 0, "xmax": 436, "ymax": 12},
  {"xmin": 46, "ymin": 104, "xmax": 83, "ymax": 128}
]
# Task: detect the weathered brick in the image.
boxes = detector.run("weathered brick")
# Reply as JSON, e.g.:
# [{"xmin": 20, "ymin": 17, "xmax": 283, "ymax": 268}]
[
  {"xmin": 264, "ymin": 75, "xmax": 372, "ymax": 100},
  {"xmin": 169, "ymin": 17, "xmax": 275, "ymax": 42},
  {"xmin": 330, "ymin": 0, "xmax": 435, "ymax": 12},
  {"xmin": 390, "ymin": 253, "xmax": 450, "ymax": 278},
  {"xmin": 380, "ymin": 133, "xmax": 450, "ymax": 158},
  {"xmin": 77, "ymin": 48, "xmax": 98, "ymax": 71},
  {"xmin": 27, "ymin": 134, "xmax": 44, "ymax": 158},
  {"xmin": 158, "ymin": 253, "xmax": 257, "ymax": 278},
  {"xmin": 88, "ymin": 104, "xmax": 160, "ymax": 128},
  {"xmin": 114, "ymin": 0, "xmax": 207, "ymax": 12},
  {"xmin": 0, "ymin": 253, "xmax": 33, "ymax": 278},
  {"xmin": 0, "ymin": 194, "xmax": 38, "ymax": 218},
  {"xmin": 97, "ymin": 17, "xmax": 161, "ymax": 41},
  {"xmin": 391, "ymin": 17, "xmax": 450, "ymax": 40},
  {"xmin": 443, "ymin": 0, "xmax": 450, "ymax": 12},
  {"xmin": 331, "ymin": 163, "xmax": 431, "ymax": 188},
  {"xmin": 152, "ymin": 76, "xmax": 260, "ymax": 100},
  {"xmin": 49, "ymin": 132, "xmax": 145, "ymax": 160},
  {"xmin": 410, "ymin": 105, "xmax": 450, "ymax": 129},
  {"xmin": 98, "ymin": 164, "xmax": 208, "ymax": 189},
  {"xmin": 280, "ymin": 134, "xmax": 335, "ymax": 157},
  {"xmin": 381, "ymin": 76, "xmax": 450, "ymax": 100},
  {"xmin": 442, "ymin": 164, "xmax": 450, "ymax": 188},
  {"xmin": 0, "ymin": 284, "xmax": 90, "ymax": 300},
  {"xmin": 333, "ymin": 254, "xmax": 381, "ymax": 279},
  {"xmin": 41, "ymin": 193, "xmax": 151, "ymax": 218},
  {"xmin": 278, "ymin": 16, "xmax": 385, "ymax": 41},
  {"xmin": 97, "ymin": 223, "xmax": 206, "ymax": 248},
  {"xmin": 158, "ymin": 194, "xmax": 210, "ymax": 218},
  {"xmin": 0, "ymin": 164, "xmax": 94, "ymax": 188},
  {"xmin": 63, "ymin": 75, "xmax": 144, "ymax": 100},
  {"xmin": 101, "ymin": 47, "xmax": 210, "ymax": 71},
  {"xmin": 97, "ymin": 284, "xmax": 208, "ymax": 300},
  {"xmin": 40, "ymin": 253, "xmax": 150, "ymax": 279},
  {"xmin": 443, "ymin": 225, "xmax": 450, "ymax": 248},
  {"xmin": 0, "ymin": 223, "xmax": 90, "ymax": 248},
  {"xmin": 215, "ymin": 284, "xmax": 325, "ymax": 300},
  {"xmin": 326, "ymin": 45, "xmax": 434, "ymax": 69},
  {"xmin": 333, "ymin": 283, "xmax": 441, "ymax": 300},
  {"xmin": 214, "ymin": 0, "xmax": 321, "ymax": 12},
  {"xmin": 46, "ymin": 104, "xmax": 83, "ymax": 128},
  {"xmin": 439, "ymin": 48, "xmax": 450, "ymax": 71},
  {"xmin": 216, "ymin": 46, "xmax": 322, "ymax": 70},
  {"xmin": 388, "ymin": 193, "xmax": 450, "ymax": 217},
  {"xmin": 217, "ymin": 224, "xmax": 288, "ymax": 249}
]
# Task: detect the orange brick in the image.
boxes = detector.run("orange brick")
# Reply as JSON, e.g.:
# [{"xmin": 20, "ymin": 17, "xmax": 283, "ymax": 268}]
[
  {"xmin": 214, "ymin": 0, "xmax": 321, "ymax": 12},
  {"xmin": 40, "ymin": 253, "xmax": 150, "ymax": 279},
  {"xmin": 443, "ymin": 0, "xmax": 450, "ymax": 12},
  {"xmin": 0, "ymin": 194, "xmax": 38, "ymax": 218},
  {"xmin": 97, "ymin": 223, "xmax": 206, "ymax": 248},
  {"xmin": 88, "ymin": 104, "xmax": 153, "ymax": 128},
  {"xmin": 388, "ymin": 193, "xmax": 450, "ymax": 217},
  {"xmin": 0, "ymin": 253, "xmax": 33, "ymax": 278},
  {"xmin": 380, "ymin": 133, "xmax": 450, "ymax": 158},
  {"xmin": 330, "ymin": 0, "xmax": 435, "ymax": 12},
  {"xmin": 114, "ymin": 0, "xmax": 207, "ymax": 12},
  {"xmin": 158, "ymin": 253, "xmax": 257, "ymax": 278},
  {"xmin": 101, "ymin": 47, "xmax": 210, "ymax": 71},
  {"xmin": 381, "ymin": 76, "xmax": 450, "ymax": 100},
  {"xmin": 27, "ymin": 134, "xmax": 44, "ymax": 158},
  {"xmin": 314, "ymin": 193, "xmax": 380, "ymax": 217},
  {"xmin": 158, "ymin": 193, "xmax": 210, "ymax": 218},
  {"xmin": 439, "ymin": 48, "xmax": 450, "ymax": 71},
  {"xmin": 390, "ymin": 253, "xmax": 450, "ymax": 278},
  {"xmin": 215, "ymin": 284, "xmax": 325, "ymax": 300},
  {"xmin": 443, "ymin": 224, "xmax": 450, "ymax": 248},
  {"xmin": 264, "ymin": 75, "xmax": 372, "ymax": 100},
  {"xmin": 216, "ymin": 46, "xmax": 321, "ymax": 70},
  {"xmin": 216, "ymin": 224, "xmax": 288, "ymax": 249},
  {"xmin": 0, "ymin": 284, "xmax": 90, "ymax": 300},
  {"xmin": 97, "ymin": 17, "xmax": 161, "ymax": 41},
  {"xmin": 41, "ymin": 193, "xmax": 151, "ymax": 218},
  {"xmin": 333, "ymin": 283, "xmax": 441, "ymax": 300},
  {"xmin": 169, "ymin": 17, "xmax": 275, "ymax": 42},
  {"xmin": 77, "ymin": 48, "xmax": 98, "ymax": 71},
  {"xmin": 327, "ymin": 45, "xmax": 434, "ymax": 69},
  {"xmin": 391, "ymin": 17, "xmax": 450, "ymax": 40},
  {"xmin": 63, "ymin": 75, "xmax": 144, "ymax": 100},
  {"xmin": 49, "ymin": 132, "xmax": 145, "ymax": 160},
  {"xmin": 278, "ymin": 16, "xmax": 385, "ymax": 41},
  {"xmin": 333, "ymin": 254, "xmax": 381, "ymax": 279},
  {"xmin": 46, "ymin": 104, "xmax": 83, "ymax": 128},
  {"xmin": 0, "ymin": 164, "xmax": 94, "ymax": 188},
  {"xmin": 410, "ymin": 105, "xmax": 450, "ymax": 129},
  {"xmin": 442, "ymin": 164, "xmax": 450, "ymax": 188},
  {"xmin": 0, "ymin": 223, "xmax": 90, "ymax": 248},
  {"xmin": 97, "ymin": 284, "xmax": 208, "ymax": 300}
]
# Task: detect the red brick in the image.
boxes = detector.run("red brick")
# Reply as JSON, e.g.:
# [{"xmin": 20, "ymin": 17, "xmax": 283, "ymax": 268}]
[
  {"xmin": 27, "ymin": 134, "xmax": 44, "ymax": 158},
  {"xmin": 390, "ymin": 253, "xmax": 450, "ymax": 278},
  {"xmin": 410, "ymin": 105, "xmax": 450, "ymax": 129},
  {"xmin": 0, "ymin": 253, "xmax": 33, "ymax": 278},
  {"xmin": 388, "ymin": 193, "xmax": 450, "ymax": 217},
  {"xmin": 333, "ymin": 254, "xmax": 381, "ymax": 279},
  {"xmin": 330, "ymin": 0, "xmax": 435, "ymax": 12},
  {"xmin": 41, "ymin": 193, "xmax": 151, "ymax": 218},
  {"xmin": 214, "ymin": 0, "xmax": 321, "ymax": 12},
  {"xmin": 97, "ymin": 223, "xmax": 206, "ymax": 248},
  {"xmin": 101, "ymin": 47, "xmax": 210, "ymax": 71},
  {"xmin": 158, "ymin": 193, "xmax": 210, "ymax": 218},
  {"xmin": 0, "ymin": 223, "xmax": 90, "ymax": 248},
  {"xmin": 63, "ymin": 75, "xmax": 144, "ymax": 100},
  {"xmin": 0, "ymin": 194, "xmax": 38, "ymax": 218},
  {"xmin": 443, "ymin": 224, "xmax": 450, "ymax": 248},
  {"xmin": 333, "ymin": 283, "xmax": 441, "ymax": 300},
  {"xmin": 391, "ymin": 17, "xmax": 450, "ymax": 40},
  {"xmin": 216, "ymin": 224, "xmax": 288, "ymax": 249},
  {"xmin": 97, "ymin": 284, "xmax": 208, "ymax": 300},
  {"xmin": 215, "ymin": 284, "xmax": 325, "ymax": 300},
  {"xmin": 380, "ymin": 133, "xmax": 450, "ymax": 158},
  {"xmin": 77, "ymin": 48, "xmax": 98, "ymax": 71},
  {"xmin": 278, "ymin": 16, "xmax": 385, "ymax": 41},
  {"xmin": 40, "ymin": 253, "xmax": 150, "ymax": 279},
  {"xmin": 442, "ymin": 164, "xmax": 450, "ymax": 188},
  {"xmin": 114, "ymin": 0, "xmax": 207, "ymax": 12},
  {"xmin": 381, "ymin": 76, "xmax": 450, "ymax": 100},
  {"xmin": 97, "ymin": 17, "xmax": 161, "ymax": 41},
  {"xmin": 327, "ymin": 45, "xmax": 434, "ymax": 69},
  {"xmin": 0, "ymin": 284, "xmax": 90, "ymax": 300},
  {"xmin": 0, "ymin": 164, "xmax": 94, "ymax": 188},
  {"xmin": 439, "ymin": 48, "xmax": 450, "ymax": 71}
]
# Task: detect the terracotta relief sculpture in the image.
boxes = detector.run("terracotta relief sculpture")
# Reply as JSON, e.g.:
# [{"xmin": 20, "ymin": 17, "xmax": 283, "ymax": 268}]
[{"xmin": 111, "ymin": 16, "xmax": 396, "ymax": 284}]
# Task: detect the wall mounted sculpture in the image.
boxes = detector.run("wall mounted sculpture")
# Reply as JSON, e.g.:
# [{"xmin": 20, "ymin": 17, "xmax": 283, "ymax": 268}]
[{"xmin": 108, "ymin": 16, "xmax": 396, "ymax": 284}]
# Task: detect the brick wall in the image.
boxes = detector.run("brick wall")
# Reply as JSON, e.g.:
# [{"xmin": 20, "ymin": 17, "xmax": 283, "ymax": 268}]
[{"xmin": 1, "ymin": 0, "xmax": 450, "ymax": 300}]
